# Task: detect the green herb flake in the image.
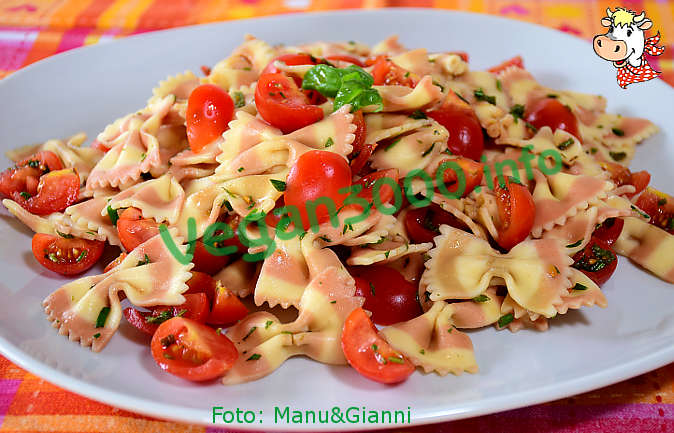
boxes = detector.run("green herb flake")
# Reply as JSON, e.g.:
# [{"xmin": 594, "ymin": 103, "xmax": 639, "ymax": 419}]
[
  {"xmin": 609, "ymin": 151, "xmax": 627, "ymax": 161},
  {"xmin": 325, "ymin": 137, "xmax": 334, "ymax": 148},
  {"xmin": 47, "ymin": 252, "xmax": 58, "ymax": 263},
  {"xmin": 409, "ymin": 109, "xmax": 427, "ymax": 119},
  {"xmin": 247, "ymin": 353, "xmax": 261, "ymax": 361},
  {"xmin": 26, "ymin": 159, "xmax": 40, "ymax": 168},
  {"xmin": 496, "ymin": 79, "xmax": 502, "ymax": 91},
  {"xmin": 611, "ymin": 127, "xmax": 625, "ymax": 137},
  {"xmin": 95, "ymin": 307, "xmax": 111, "ymax": 328},
  {"xmin": 497, "ymin": 313, "xmax": 514, "ymax": 328},
  {"xmin": 369, "ymin": 282, "xmax": 376, "ymax": 296},
  {"xmin": 222, "ymin": 200, "xmax": 233, "ymax": 212},
  {"xmin": 658, "ymin": 198, "xmax": 667, "ymax": 206},
  {"xmin": 107, "ymin": 206, "xmax": 119, "ymax": 226},
  {"xmin": 525, "ymin": 122, "xmax": 538, "ymax": 133},
  {"xmin": 509, "ymin": 104, "xmax": 525, "ymax": 122},
  {"xmin": 270, "ymin": 179, "xmax": 286, "ymax": 192},
  {"xmin": 472, "ymin": 294, "xmax": 490, "ymax": 303},
  {"xmin": 371, "ymin": 344, "xmax": 378, "ymax": 352},
  {"xmin": 137, "ymin": 254, "xmax": 150, "ymax": 267},
  {"xmin": 631, "ymin": 205, "xmax": 650, "ymax": 219},
  {"xmin": 454, "ymin": 91, "xmax": 469, "ymax": 104},
  {"xmin": 330, "ymin": 300, "xmax": 337, "ymax": 304},
  {"xmin": 265, "ymin": 320, "xmax": 273, "ymax": 330},
  {"xmin": 146, "ymin": 309, "xmax": 174, "ymax": 324},
  {"xmin": 473, "ymin": 88, "xmax": 496, "ymax": 105},
  {"xmin": 573, "ymin": 244, "xmax": 616, "ymax": 273},
  {"xmin": 242, "ymin": 326, "xmax": 257, "ymax": 341},
  {"xmin": 558, "ymin": 138, "xmax": 574, "ymax": 150},
  {"xmin": 75, "ymin": 250, "xmax": 88, "ymax": 263},
  {"xmin": 19, "ymin": 191, "xmax": 31, "ymax": 199},
  {"xmin": 547, "ymin": 93, "xmax": 559, "ymax": 99},
  {"xmin": 421, "ymin": 143, "xmax": 435, "ymax": 157},
  {"xmin": 387, "ymin": 356, "xmax": 405, "ymax": 364},
  {"xmin": 385, "ymin": 137, "xmax": 401, "ymax": 152},
  {"xmin": 237, "ymin": 167, "xmax": 244, "ymax": 172},
  {"xmin": 232, "ymin": 91, "xmax": 246, "ymax": 108},
  {"xmin": 566, "ymin": 239, "xmax": 583, "ymax": 248},
  {"xmin": 572, "ymin": 283, "xmax": 588, "ymax": 291},
  {"xmin": 93, "ymin": 333, "xmax": 101, "ymax": 339},
  {"xmin": 56, "ymin": 230, "xmax": 74, "ymax": 239},
  {"xmin": 384, "ymin": 250, "xmax": 390, "ymax": 259},
  {"xmin": 419, "ymin": 349, "xmax": 425, "ymax": 355},
  {"xmin": 590, "ymin": 147, "xmax": 598, "ymax": 154},
  {"xmin": 318, "ymin": 235, "xmax": 331, "ymax": 243}
]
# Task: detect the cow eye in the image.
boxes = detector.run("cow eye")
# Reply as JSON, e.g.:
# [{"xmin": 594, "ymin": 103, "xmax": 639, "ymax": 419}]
[
  {"xmin": 608, "ymin": 26, "xmax": 613, "ymax": 33},
  {"xmin": 627, "ymin": 29, "xmax": 632, "ymax": 37}
]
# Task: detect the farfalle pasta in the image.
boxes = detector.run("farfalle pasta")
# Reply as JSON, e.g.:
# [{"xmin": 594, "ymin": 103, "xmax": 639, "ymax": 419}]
[{"xmin": 1, "ymin": 35, "xmax": 671, "ymax": 386}]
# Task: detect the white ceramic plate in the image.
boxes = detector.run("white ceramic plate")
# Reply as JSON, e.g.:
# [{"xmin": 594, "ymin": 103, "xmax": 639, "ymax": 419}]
[{"xmin": 0, "ymin": 9, "xmax": 672, "ymax": 431}]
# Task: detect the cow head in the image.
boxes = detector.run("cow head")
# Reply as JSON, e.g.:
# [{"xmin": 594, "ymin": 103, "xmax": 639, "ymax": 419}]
[{"xmin": 593, "ymin": 8, "xmax": 653, "ymax": 68}]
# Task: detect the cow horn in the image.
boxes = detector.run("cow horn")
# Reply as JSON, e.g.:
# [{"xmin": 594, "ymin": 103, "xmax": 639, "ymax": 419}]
[
  {"xmin": 634, "ymin": 11, "xmax": 645, "ymax": 22},
  {"xmin": 606, "ymin": 8, "xmax": 613, "ymax": 17}
]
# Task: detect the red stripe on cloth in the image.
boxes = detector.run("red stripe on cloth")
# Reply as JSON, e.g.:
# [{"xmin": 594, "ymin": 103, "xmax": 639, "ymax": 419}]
[
  {"xmin": 73, "ymin": 0, "xmax": 117, "ymax": 28},
  {"xmin": 136, "ymin": 0, "xmax": 196, "ymax": 31}
]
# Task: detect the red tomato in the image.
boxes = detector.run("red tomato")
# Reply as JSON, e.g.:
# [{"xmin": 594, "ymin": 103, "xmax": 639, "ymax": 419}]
[
  {"xmin": 572, "ymin": 237, "xmax": 618, "ymax": 286},
  {"xmin": 255, "ymin": 73, "xmax": 324, "ymax": 134},
  {"xmin": 124, "ymin": 293, "xmax": 211, "ymax": 336},
  {"xmin": 347, "ymin": 110, "xmax": 370, "ymax": 174},
  {"xmin": 186, "ymin": 84, "xmax": 235, "ymax": 153},
  {"xmin": 369, "ymin": 55, "xmax": 418, "ymax": 87},
  {"xmin": 151, "ymin": 317, "xmax": 238, "ymax": 382},
  {"xmin": 11, "ymin": 168, "xmax": 79, "ymax": 215},
  {"xmin": 261, "ymin": 53, "xmax": 318, "ymax": 75},
  {"xmin": 351, "ymin": 265, "xmax": 421, "ymax": 325},
  {"xmin": 31, "ymin": 233, "xmax": 104, "ymax": 276},
  {"xmin": 592, "ymin": 218, "xmax": 624, "ymax": 247},
  {"xmin": 116, "ymin": 207, "xmax": 160, "ymax": 251},
  {"xmin": 437, "ymin": 156, "xmax": 483, "ymax": 197},
  {"xmin": 326, "ymin": 54, "xmax": 365, "ymax": 67},
  {"xmin": 525, "ymin": 98, "xmax": 579, "ymax": 139},
  {"xmin": 448, "ymin": 51, "xmax": 469, "ymax": 62},
  {"xmin": 104, "ymin": 252, "xmax": 127, "ymax": 273},
  {"xmin": 91, "ymin": 139, "xmax": 112, "ymax": 153},
  {"xmin": 192, "ymin": 241, "xmax": 230, "ymax": 275},
  {"xmin": 219, "ymin": 214, "xmax": 248, "ymax": 255},
  {"xmin": 0, "ymin": 150, "xmax": 64, "ymax": 199},
  {"xmin": 207, "ymin": 283, "xmax": 248, "ymax": 326},
  {"xmin": 601, "ymin": 162, "xmax": 650, "ymax": 198},
  {"xmin": 184, "ymin": 271, "xmax": 218, "ymax": 304},
  {"xmin": 341, "ymin": 308, "xmax": 415, "ymax": 384},
  {"xmin": 284, "ymin": 150, "xmax": 352, "ymax": 229},
  {"xmin": 630, "ymin": 171, "xmax": 651, "ymax": 197},
  {"xmin": 404, "ymin": 203, "xmax": 467, "ymax": 244},
  {"xmin": 355, "ymin": 168, "xmax": 399, "ymax": 207},
  {"xmin": 494, "ymin": 177, "xmax": 535, "ymax": 250},
  {"xmin": 426, "ymin": 92, "xmax": 484, "ymax": 161},
  {"xmin": 487, "ymin": 55, "xmax": 524, "ymax": 74},
  {"xmin": 635, "ymin": 187, "xmax": 674, "ymax": 235}
]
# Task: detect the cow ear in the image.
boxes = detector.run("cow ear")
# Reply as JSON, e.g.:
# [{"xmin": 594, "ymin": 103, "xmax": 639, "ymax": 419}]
[
  {"xmin": 638, "ymin": 19, "xmax": 653, "ymax": 30},
  {"xmin": 601, "ymin": 18, "xmax": 612, "ymax": 27}
]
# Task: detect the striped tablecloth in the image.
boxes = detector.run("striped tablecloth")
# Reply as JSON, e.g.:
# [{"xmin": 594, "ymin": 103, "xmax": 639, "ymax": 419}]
[{"xmin": 0, "ymin": 1, "xmax": 672, "ymax": 432}]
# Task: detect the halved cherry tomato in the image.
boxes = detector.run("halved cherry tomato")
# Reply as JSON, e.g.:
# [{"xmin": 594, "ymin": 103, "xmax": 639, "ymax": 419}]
[
  {"xmin": 91, "ymin": 139, "xmax": 112, "ymax": 153},
  {"xmin": 11, "ymin": 168, "xmax": 79, "ymax": 215},
  {"xmin": 326, "ymin": 54, "xmax": 365, "ymax": 67},
  {"xmin": 186, "ymin": 84, "xmax": 235, "ymax": 153},
  {"xmin": 572, "ymin": 237, "xmax": 618, "ymax": 286},
  {"xmin": 404, "ymin": 203, "xmax": 467, "ymax": 244},
  {"xmin": 347, "ymin": 110, "xmax": 370, "ymax": 173},
  {"xmin": 104, "ymin": 252, "xmax": 127, "ymax": 273},
  {"xmin": 487, "ymin": 55, "xmax": 524, "ymax": 74},
  {"xmin": 351, "ymin": 266, "xmax": 421, "ymax": 325},
  {"xmin": 494, "ymin": 177, "xmax": 535, "ymax": 250},
  {"xmin": 601, "ymin": 161, "xmax": 650, "ymax": 198},
  {"xmin": 31, "ymin": 233, "xmax": 104, "ymax": 275},
  {"xmin": 219, "ymin": 214, "xmax": 248, "ymax": 255},
  {"xmin": 369, "ymin": 55, "xmax": 418, "ymax": 87},
  {"xmin": 184, "ymin": 271, "xmax": 218, "ymax": 304},
  {"xmin": 124, "ymin": 293, "xmax": 211, "ymax": 336},
  {"xmin": 525, "ymin": 97, "xmax": 579, "ymax": 139},
  {"xmin": 341, "ymin": 308, "xmax": 414, "ymax": 384},
  {"xmin": 116, "ymin": 207, "xmax": 159, "ymax": 252},
  {"xmin": 438, "ymin": 156, "xmax": 483, "ymax": 197},
  {"xmin": 592, "ymin": 218, "xmax": 624, "ymax": 247},
  {"xmin": 635, "ymin": 187, "xmax": 674, "ymax": 235},
  {"xmin": 151, "ymin": 317, "xmax": 238, "ymax": 382},
  {"xmin": 448, "ymin": 51, "xmax": 469, "ymax": 63},
  {"xmin": 0, "ymin": 150, "xmax": 64, "ymax": 199},
  {"xmin": 284, "ymin": 150, "xmax": 352, "ymax": 229},
  {"xmin": 426, "ymin": 92, "xmax": 484, "ymax": 161},
  {"xmin": 255, "ymin": 73, "xmax": 324, "ymax": 134},
  {"xmin": 192, "ymin": 240, "xmax": 230, "ymax": 275},
  {"xmin": 355, "ymin": 168, "xmax": 399, "ymax": 207},
  {"xmin": 207, "ymin": 283, "xmax": 248, "ymax": 326}
]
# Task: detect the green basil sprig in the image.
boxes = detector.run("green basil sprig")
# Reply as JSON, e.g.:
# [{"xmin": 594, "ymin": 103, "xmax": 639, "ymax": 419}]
[{"xmin": 301, "ymin": 64, "xmax": 383, "ymax": 113}]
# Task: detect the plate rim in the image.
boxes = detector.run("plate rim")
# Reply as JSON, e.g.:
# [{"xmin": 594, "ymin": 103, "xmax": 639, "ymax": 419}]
[{"xmin": 0, "ymin": 7, "xmax": 672, "ymax": 430}]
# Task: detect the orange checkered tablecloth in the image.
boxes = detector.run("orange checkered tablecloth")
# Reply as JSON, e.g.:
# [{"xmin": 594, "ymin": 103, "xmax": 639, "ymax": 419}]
[{"xmin": 0, "ymin": 1, "xmax": 672, "ymax": 432}]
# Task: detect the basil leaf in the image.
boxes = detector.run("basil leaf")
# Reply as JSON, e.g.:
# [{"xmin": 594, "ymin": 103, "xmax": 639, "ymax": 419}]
[
  {"xmin": 107, "ymin": 206, "xmax": 119, "ymax": 226},
  {"xmin": 301, "ymin": 64, "xmax": 343, "ymax": 97},
  {"xmin": 303, "ymin": 64, "xmax": 382, "ymax": 112},
  {"xmin": 95, "ymin": 307, "xmax": 111, "ymax": 328}
]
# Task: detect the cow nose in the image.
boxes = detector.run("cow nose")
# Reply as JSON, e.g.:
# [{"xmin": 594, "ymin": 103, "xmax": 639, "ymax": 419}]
[
  {"xmin": 593, "ymin": 35, "xmax": 628, "ymax": 61},
  {"xmin": 597, "ymin": 39, "xmax": 602, "ymax": 47}
]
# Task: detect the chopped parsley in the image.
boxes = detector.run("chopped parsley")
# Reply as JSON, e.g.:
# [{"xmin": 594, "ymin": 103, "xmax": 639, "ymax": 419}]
[
  {"xmin": 509, "ymin": 104, "xmax": 525, "ymax": 122},
  {"xmin": 609, "ymin": 151, "xmax": 627, "ymax": 161},
  {"xmin": 270, "ymin": 179, "xmax": 286, "ymax": 192},
  {"xmin": 473, "ymin": 88, "xmax": 496, "ymax": 105},
  {"xmin": 419, "ymin": 349, "xmax": 425, "ymax": 355},
  {"xmin": 611, "ymin": 127, "xmax": 625, "ymax": 137},
  {"xmin": 75, "ymin": 250, "xmax": 88, "ymax": 263},
  {"xmin": 572, "ymin": 283, "xmax": 588, "ymax": 291},
  {"xmin": 409, "ymin": 110, "xmax": 427, "ymax": 119},
  {"xmin": 573, "ymin": 244, "xmax": 616, "ymax": 272},
  {"xmin": 318, "ymin": 235, "xmax": 331, "ymax": 243},
  {"xmin": 546, "ymin": 93, "xmax": 559, "ymax": 99},
  {"xmin": 384, "ymin": 250, "xmax": 390, "ymax": 259},
  {"xmin": 237, "ymin": 167, "xmax": 244, "ymax": 172},
  {"xmin": 242, "ymin": 326, "xmax": 257, "ymax": 341},
  {"xmin": 384, "ymin": 137, "xmax": 401, "ymax": 152},
  {"xmin": 558, "ymin": 138, "xmax": 574, "ymax": 150},
  {"xmin": 631, "ymin": 205, "xmax": 650, "ymax": 219},
  {"xmin": 658, "ymin": 198, "xmax": 667, "ymax": 206},
  {"xmin": 525, "ymin": 121, "xmax": 538, "ymax": 133},
  {"xmin": 93, "ymin": 333, "xmax": 101, "ymax": 339},
  {"xmin": 454, "ymin": 91, "xmax": 469, "ymax": 104},
  {"xmin": 590, "ymin": 147, "xmax": 598, "ymax": 154},
  {"xmin": 137, "ymin": 254, "xmax": 151, "ymax": 266},
  {"xmin": 472, "ymin": 294, "xmax": 490, "ymax": 303},
  {"xmin": 26, "ymin": 159, "xmax": 40, "ymax": 168},
  {"xmin": 19, "ymin": 191, "xmax": 31, "ymax": 199},
  {"xmin": 371, "ymin": 344, "xmax": 378, "ymax": 352},
  {"xmin": 369, "ymin": 282, "xmax": 376, "ymax": 296},
  {"xmin": 265, "ymin": 320, "xmax": 273, "ymax": 330},
  {"xmin": 56, "ymin": 231, "xmax": 74, "ymax": 239},
  {"xmin": 387, "ymin": 356, "xmax": 405, "ymax": 364},
  {"xmin": 497, "ymin": 313, "xmax": 514, "ymax": 328},
  {"xmin": 232, "ymin": 91, "xmax": 246, "ymax": 108},
  {"xmin": 222, "ymin": 200, "xmax": 233, "ymax": 212},
  {"xmin": 107, "ymin": 206, "xmax": 119, "ymax": 226},
  {"xmin": 496, "ymin": 79, "xmax": 502, "ymax": 91},
  {"xmin": 566, "ymin": 239, "xmax": 583, "ymax": 248},
  {"xmin": 246, "ymin": 353, "xmax": 261, "ymax": 361},
  {"xmin": 95, "ymin": 307, "xmax": 111, "ymax": 328},
  {"xmin": 146, "ymin": 309, "xmax": 185, "ymax": 324},
  {"xmin": 421, "ymin": 143, "xmax": 435, "ymax": 157},
  {"xmin": 325, "ymin": 137, "xmax": 334, "ymax": 148}
]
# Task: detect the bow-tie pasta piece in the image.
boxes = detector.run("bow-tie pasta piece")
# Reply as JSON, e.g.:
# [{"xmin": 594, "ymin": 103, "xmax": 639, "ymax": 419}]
[
  {"xmin": 105, "ymin": 173, "xmax": 185, "ymax": 225},
  {"xmin": 204, "ymin": 36, "xmax": 277, "ymax": 91},
  {"xmin": 614, "ymin": 216, "xmax": 674, "ymax": 283},
  {"xmin": 42, "ymin": 229, "xmax": 193, "ymax": 351},
  {"xmin": 373, "ymin": 76, "xmax": 444, "ymax": 112}
]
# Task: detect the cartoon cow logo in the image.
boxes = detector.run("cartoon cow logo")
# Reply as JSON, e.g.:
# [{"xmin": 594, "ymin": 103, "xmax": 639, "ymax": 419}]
[{"xmin": 593, "ymin": 8, "xmax": 665, "ymax": 89}]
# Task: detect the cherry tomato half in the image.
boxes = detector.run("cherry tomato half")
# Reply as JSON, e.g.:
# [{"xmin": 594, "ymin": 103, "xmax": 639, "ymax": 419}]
[
  {"xmin": 635, "ymin": 187, "xmax": 674, "ymax": 235},
  {"xmin": 572, "ymin": 237, "xmax": 618, "ymax": 286},
  {"xmin": 592, "ymin": 218, "xmax": 625, "ymax": 247},
  {"xmin": 116, "ymin": 207, "xmax": 160, "ymax": 252},
  {"xmin": 404, "ymin": 203, "xmax": 467, "ymax": 244},
  {"xmin": 11, "ymin": 168, "xmax": 79, "ymax": 215},
  {"xmin": 487, "ymin": 55, "xmax": 524, "ymax": 74},
  {"xmin": 438, "ymin": 156, "xmax": 483, "ymax": 197},
  {"xmin": 354, "ymin": 168, "xmax": 399, "ymax": 207},
  {"xmin": 347, "ymin": 110, "xmax": 370, "ymax": 174},
  {"xmin": 426, "ymin": 92, "xmax": 484, "ymax": 161},
  {"xmin": 104, "ymin": 252, "xmax": 127, "ymax": 273},
  {"xmin": 186, "ymin": 84, "xmax": 235, "ymax": 153},
  {"xmin": 207, "ymin": 282, "xmax": 249, "ymax": 326},
  {"xmin": 151, "ymin": 317, "xmax": 238, "ymax": 382},
  {"xmin": 494, "ymin": 177, "xmax": 535, "ymax": 250},
  {"xmin": 352, "ymin": 265, "xmax": 421, "ymax": 325},
  {"xmin": 369, "ymin": 55, "xmax": 418, "ymax": 87},
  {"xmin": 31, "ymin": 233, "xmax": 104, "ymax": 275},
  {"xmin": 0, "ymin": 150, "xmax": 64, "ymax": 199},
  {"xmin": 255, "ymin": 73, "xmax": 324, "ymax": 134},
  {"xmin": 525, "ymin": 98, "xmax": 579, "ymax": 139},
  {"xmin": 192, "ymin": 240, "xmax": 230, "ymax": 275},
  {"xmin": 601, "ymin": 161, "xmax": 650, "ymax": 198},
  {"xmin": 123, "ymin": 293, "xmax": 210, "ymax": 336},
  {"xmin": 284, "ymin": 150, "xmax": 352, "ymax": 229},
  {"xmin": 341, "ymin": 308, "xmax": 414, "ymax": 384}
]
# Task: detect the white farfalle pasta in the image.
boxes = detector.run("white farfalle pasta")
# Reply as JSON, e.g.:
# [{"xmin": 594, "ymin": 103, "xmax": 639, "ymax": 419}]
[{"xmin": 2, "ymin": 35, "xmax": 671, "ymax": 387}]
